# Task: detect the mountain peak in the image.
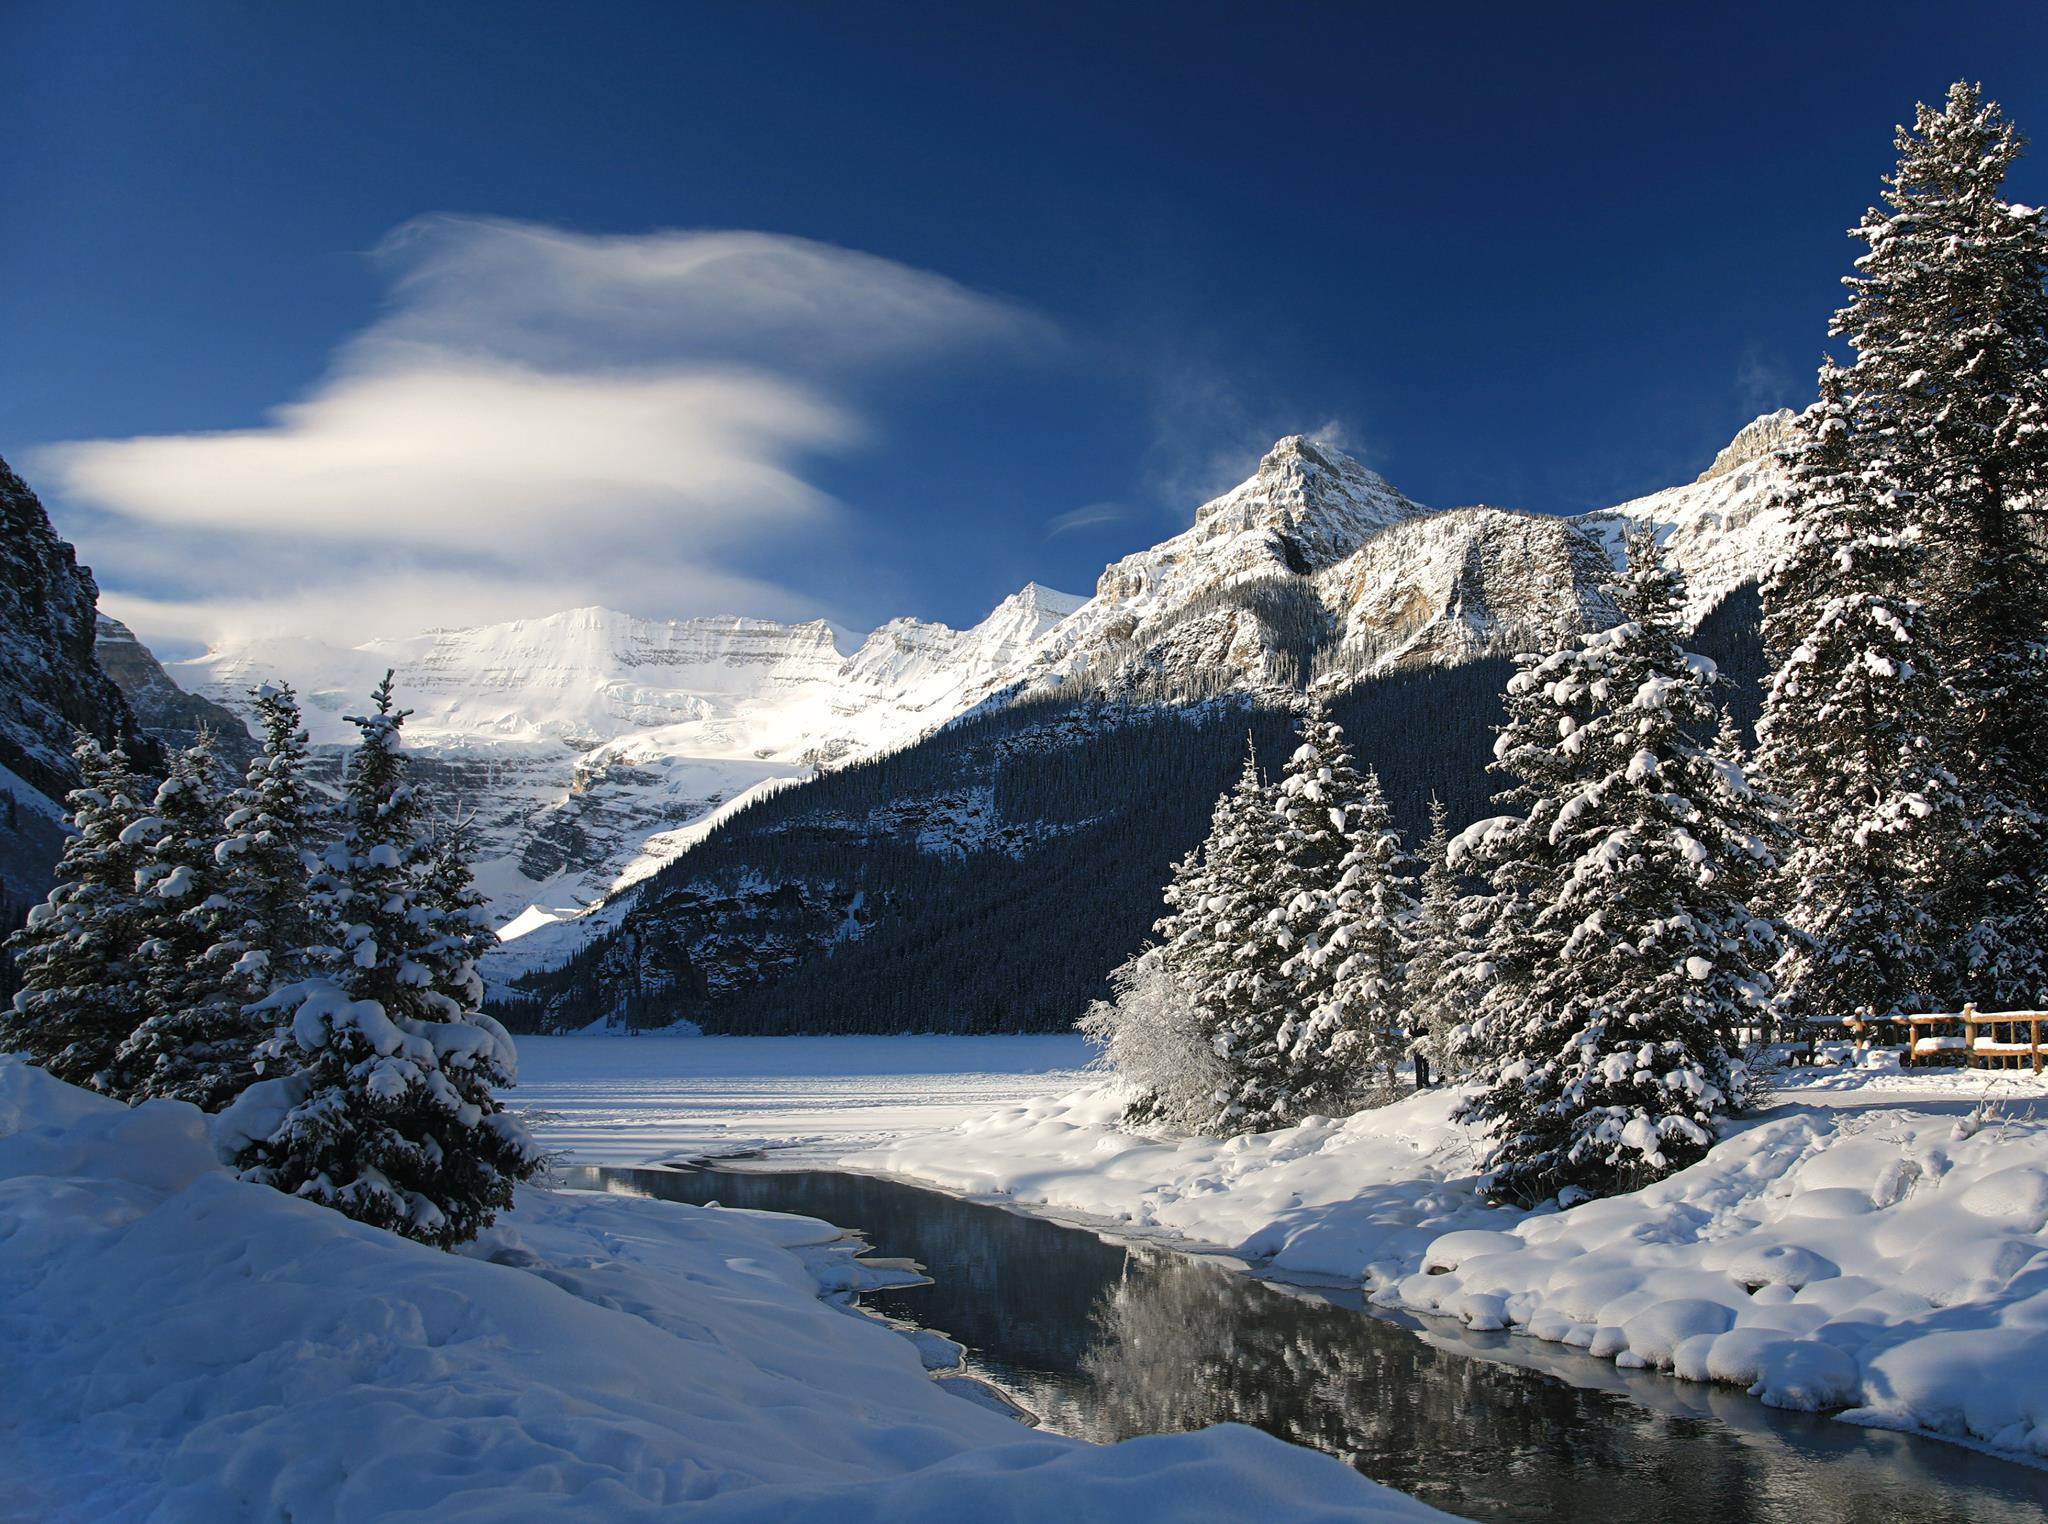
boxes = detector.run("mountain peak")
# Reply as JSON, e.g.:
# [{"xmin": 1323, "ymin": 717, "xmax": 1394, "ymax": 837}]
[
  {"xmin": 1259, "ymin": 433, "xmax": 1341, "ymax": 473},
  {"xmin": 1695, "ymin": 408, "xmax": 1798, "ymax": 483},
  {"xmin": 1192, "ymin": 433, "xmax": 1420, "ymax": 569},
  {"xmin": 1012, "ymin": 581, "xmax": 1087, "ymax": 617}
]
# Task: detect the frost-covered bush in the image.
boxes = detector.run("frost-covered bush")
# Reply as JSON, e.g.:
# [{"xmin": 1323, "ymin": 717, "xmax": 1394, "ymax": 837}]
[{"xmin": 1080, "ymin": 949, "xmax": 1223, "ymax": 1132}]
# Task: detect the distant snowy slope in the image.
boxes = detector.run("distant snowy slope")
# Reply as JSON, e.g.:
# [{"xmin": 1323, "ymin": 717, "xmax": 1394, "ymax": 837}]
[
  {"xmin": 176, "ymin": 589, "xmax": 1085, "ymax": 932},
  {"xmin": 1575, "ymin": 408, "xmax": 1797, "ymax": 628}
]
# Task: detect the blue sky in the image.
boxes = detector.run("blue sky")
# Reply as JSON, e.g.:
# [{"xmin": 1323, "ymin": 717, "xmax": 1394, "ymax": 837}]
[{"xmin": 6, "ymin": 2, "xmax": 2046, "ymax": 654}]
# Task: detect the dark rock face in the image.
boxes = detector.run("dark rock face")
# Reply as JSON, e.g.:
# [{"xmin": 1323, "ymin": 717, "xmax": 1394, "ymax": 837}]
[
  {"xmin": 0, "ymin": 457, "xmax": 161, "ymax": 901},
  {"xmin": 93, "ymin": 616, "xmax": 257, "ymax": 774},
  {"xmin": 0, "ymin": 457, "xmax": 158, "ymax": 800}
]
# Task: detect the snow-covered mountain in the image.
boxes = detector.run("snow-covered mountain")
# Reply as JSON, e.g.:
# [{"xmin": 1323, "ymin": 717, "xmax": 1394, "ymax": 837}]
[
  {"xmin": 177, "ymin": 586, "xmax": 1086, "ymax": 932},
  {"xmin": 175, "ymin": 410, "xmax": 1797, "ymax": 955},
  {"xmin": 995, "ymin": 413, "xmax": 1795, "ymax": 700}
]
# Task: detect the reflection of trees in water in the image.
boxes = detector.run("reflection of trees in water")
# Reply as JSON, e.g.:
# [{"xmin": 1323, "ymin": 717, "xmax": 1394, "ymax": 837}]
[
  {"xmin": 583, "ymin": 1171, "xmax": 2035, "ymax": 1524},
  {"xmin": 1074, "ymin": 1250, "xmax": 1944, "ymax": 1524}
]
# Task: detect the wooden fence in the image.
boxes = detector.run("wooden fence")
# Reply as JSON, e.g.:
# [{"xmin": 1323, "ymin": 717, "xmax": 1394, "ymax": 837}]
[{"xmin": 1800, "ymin": 1006, "xmax": 2048, "ymax": 1073}]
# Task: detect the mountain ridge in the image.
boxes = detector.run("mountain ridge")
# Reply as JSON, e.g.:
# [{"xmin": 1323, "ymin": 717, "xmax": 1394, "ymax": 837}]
[{"xmin": 170, "ymin": 411, "xmax": 1798, "ymax": 952}]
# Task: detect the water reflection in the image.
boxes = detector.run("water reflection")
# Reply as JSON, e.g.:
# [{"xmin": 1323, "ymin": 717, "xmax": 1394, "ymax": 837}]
[{"xmin": 563, "ymin": 1165, "xmax": 2047, "ymax": 1524}]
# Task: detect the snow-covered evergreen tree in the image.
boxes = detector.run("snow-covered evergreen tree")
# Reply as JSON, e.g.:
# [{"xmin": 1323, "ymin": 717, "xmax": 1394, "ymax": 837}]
[
  {"xmin": 0, "ymin": 738, "xmax": 155, "ymax": 1091},
  {"xmin": 1758, "ymin": 364, "xmax": 1954, "ymax": 1016},
  {"xmin": 1826, "ymin": 82, "xmax": 2048, "ymax": 1004},
  {"xmin": 1459, "ymin": 536, "xmax": 1778, "ymax": 1204},
  {"xmin": 115, "ymin": 736, "xmax": 263, "ymax": 1107},
  {"xmin": 1156, "ymin": 745, "xmax": 1295, "ymax": 1132},
  {"xmin": 412, "ymin": 811, "xmax": 506, "ymax": 1048},
  {"xmin": 1269, "ymin": 708, "xmax": 1384, "ymax": 1113},
  {"xmin": 216, "ymin": 682, "xmax": 326, "ymax": 996},
  {"xmin": 1448, "ymin": 627, "xmax": 1593, "ymax": 1094},
  {"xmin": 1405, "ymin": 798, "xmax": 1480, "ymax": 1085},
  {"xmin": 1283, "ymin": 755, "xmax": 1417, "ymax": 1108},
  {"xmin": 230, "ymin": 674, "xmax": 542, "ymax": 1248}
]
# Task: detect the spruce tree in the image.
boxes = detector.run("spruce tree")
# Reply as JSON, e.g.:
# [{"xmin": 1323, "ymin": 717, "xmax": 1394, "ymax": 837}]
[
  {"xmin": 116, "ymin": 736, "xmax": 262, "ymax": 1107},
  {"xmin": 1758, "ymin": 365, "xmax": 1954, "ymax": 1015},
  {"xmin": 218, "ymin": 682, "xmax": 326, "ymax": 994},
  {"xmin": 1205, "ymin": 730, "xmax": 1346, "ymax": 1133},
  {"xmin": 1156, "ymin": 744, "xmax": 1292, "ymax": 1133},
  {"xmin": 415, "ymin": 813, "xmax": 501, "ymax": 1019},
  {"xmin": 1460, "ymin": 537, "xmax": 1778, "ymax": 1203},
  {"xmin": 1405, "ymin": 798, "xmax": 1479, "ymax": 1085},
  {"xmin": 1828, "ymin": 82, "xmax": 2048, "ymax": 1005},
  {"xmin": 1449, "ymin": 630, "xmax": 1592, "ymax": 1093},
  {"xmin": 1284, "ymin": 760, "xmax": 1418, "ymax": 1108},
  {"xmin": 233, "ymin": 675, "xmax": 542, "ymax": 1248},
  {"xmin": 1270, "ymin": 707, "xmax": 1382, "ymax": 1114},
  {"xmin": 1, "ymin": 739, "xmax": 156, "ymax": 1091}
]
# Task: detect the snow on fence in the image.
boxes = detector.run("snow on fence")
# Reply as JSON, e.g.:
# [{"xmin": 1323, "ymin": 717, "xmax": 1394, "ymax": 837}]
[{"xmin": 1800, "ymin": 1006, "xmax": 2048, "ymax": 1074}]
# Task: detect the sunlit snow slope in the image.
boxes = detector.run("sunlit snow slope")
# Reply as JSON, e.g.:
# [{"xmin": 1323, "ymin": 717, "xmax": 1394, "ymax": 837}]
[
  {"xmin": 178, "ymin": 412, "xmax": 1793, "ymax": 960},
  {"xmin": 178, "ymin": 587, "xmax": 1085, "ymax": 933}
]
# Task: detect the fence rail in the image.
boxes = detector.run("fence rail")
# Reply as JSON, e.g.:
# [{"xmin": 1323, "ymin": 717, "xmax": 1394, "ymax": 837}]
[{"xmin": 1798, "ymin": 1007, "xmax": 2048, "ymax": 1073}]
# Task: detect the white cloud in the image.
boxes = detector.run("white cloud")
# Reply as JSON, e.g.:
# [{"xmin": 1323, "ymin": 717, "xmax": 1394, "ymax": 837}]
[
  {"xmin": 1045, "ymin": 500, "xmax": 1130, "ymax": 537},
  {"xmin": 1735, "ymin": 348, "xmax": 1799, "ymax": 416},
  {"xmin": 35, "ymin": 217, "xmax": 1054, "ymax": 651}
]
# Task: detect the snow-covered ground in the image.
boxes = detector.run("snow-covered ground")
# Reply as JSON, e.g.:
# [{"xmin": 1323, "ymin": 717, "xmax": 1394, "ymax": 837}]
[
  {"xmin": 508, "ymin": 1029, "xmax": 2048, "ymax": 1463},
  {"xmin": 844, "ymin": 1059, "xmax": 2048, "ymax": 1465},
  {"xmin": 512, "ymin": 1032, "xmax": 1093, "ymax": 1165},
  {"xmin": 0, "ymin": 1056, "xmax": 1451, "ymax": 1523}
]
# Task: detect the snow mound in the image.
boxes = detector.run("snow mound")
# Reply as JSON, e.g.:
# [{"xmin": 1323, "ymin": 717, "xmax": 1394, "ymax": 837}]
[
  {"xmin": 852, "ymin": 1069, "xmax": 2048, "ymax": 1463},
  {"xmin": 0, "ymin": 1058, "xmax": 1451, "ymax": 1522}
]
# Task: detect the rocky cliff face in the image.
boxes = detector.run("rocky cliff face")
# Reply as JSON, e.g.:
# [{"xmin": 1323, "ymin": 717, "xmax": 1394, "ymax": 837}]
[
  {"xmin": 0, "ymin": 458, "xmax": 159, "ymax": 901},
  {"xmin": 0, "ymin": 458, "xmax": 156, "ymax": 800},
  {"xmin": 1695, "ymin": 408, "xmax": 1797, "ymax": 483},
  {"xmin": 93, "ymin": 616, "xmax": 256, "ymax": 774}
]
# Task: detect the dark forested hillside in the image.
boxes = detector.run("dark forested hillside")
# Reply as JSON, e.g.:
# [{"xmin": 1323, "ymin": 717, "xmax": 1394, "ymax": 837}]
[
  {"xmin": 494, "ymin": 584, "xmax": 1763, "ymax": 1037},
  {"xmin": 495, "ymin": 659, "xmax": 1520, "ymax": 1035}
]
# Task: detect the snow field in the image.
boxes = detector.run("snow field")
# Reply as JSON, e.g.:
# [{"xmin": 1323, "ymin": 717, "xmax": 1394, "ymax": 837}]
[
  {"xmin": 1, "ymin": 1056, "xmax": 1452, "ymax": 1521},
  {"xmin": 846, "ymin": 1064, "xmax": 2048, "ymax": 1464},
  {"xmin": 511, "ymin": 1032, "xmax": 1094, "ymax": 1165}
]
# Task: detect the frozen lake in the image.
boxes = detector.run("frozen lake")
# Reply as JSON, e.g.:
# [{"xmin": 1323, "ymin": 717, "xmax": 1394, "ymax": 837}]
[{"xmin": 511, "ymin": 1031, "xmax": 1094, "ymax": 1165}]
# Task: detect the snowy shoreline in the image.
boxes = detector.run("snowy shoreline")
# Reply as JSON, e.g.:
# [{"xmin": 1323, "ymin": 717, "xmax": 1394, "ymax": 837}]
[
  {"xmin": 828, "ymin": 1063, "xmax": 2048, "ymax": 1467},
  {"xmin": 511, "ymin": 1032, "xmax": 2048, "ymax": 1471},
  {"xmin": 0, "ymin": 1056, "xmax": 1455, "ymax": 1522}
]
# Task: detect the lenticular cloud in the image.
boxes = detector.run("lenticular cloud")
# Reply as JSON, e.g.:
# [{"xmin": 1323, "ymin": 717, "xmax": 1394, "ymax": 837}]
[{"xmin": 34, "ymin": 217, "xmax": 1052, "ymax": 649}]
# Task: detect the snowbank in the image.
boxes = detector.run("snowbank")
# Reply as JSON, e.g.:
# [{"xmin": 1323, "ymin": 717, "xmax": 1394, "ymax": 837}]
[
  {"xmin": 847, "ymin": 1067, "xmax": 2048, "ymax": 1463},
  {"xmin": 848, "ymin": 1082, "xmax": 1500, "ymax": 1279},
  {"xmin": 0, "ymin": 1058, "xmax": 1450, "ymax": 1522}
]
